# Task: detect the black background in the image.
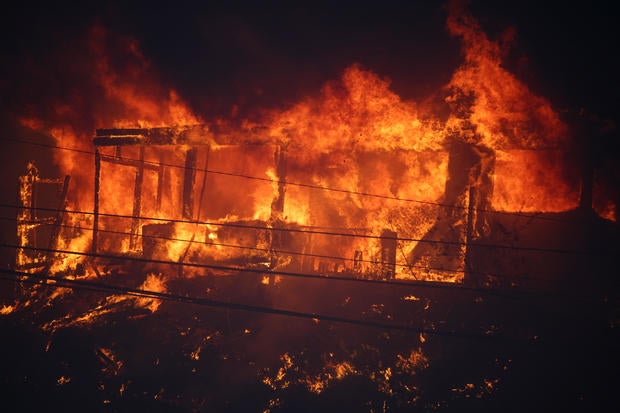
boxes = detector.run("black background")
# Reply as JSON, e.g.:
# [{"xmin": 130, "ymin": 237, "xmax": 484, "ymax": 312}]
[{"xmin": 1, "ymin": 0, "xmax": 618, "ymax": 121}]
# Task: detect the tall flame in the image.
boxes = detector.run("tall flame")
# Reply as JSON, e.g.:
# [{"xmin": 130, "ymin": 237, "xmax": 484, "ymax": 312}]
[{"xmin": 16, "ymin": 3, "xmax": 598, "ymax": 283}]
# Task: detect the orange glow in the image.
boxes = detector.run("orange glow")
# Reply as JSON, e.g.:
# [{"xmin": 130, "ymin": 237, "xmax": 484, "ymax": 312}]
[
  {"xmin": 15, "ymin": 3, "xmax": 598, "ymax": 295},
  {"xmin": 445, "ymin": 5, "xmax": 567, "ymax": 150},
  {"xmin": 0, "ymin": 305, "xmax": 15, "ymax": 315},
  {"xmin": 493, "ymin": 150, "xmax": 580, "ymax": 212},
  {"xmin": 595, "ymin": 201, "xmax": 617, "ymax": 222},
  {"xmin": 9, "ymin": 4, "xmax": 616, "ymax": 407}
]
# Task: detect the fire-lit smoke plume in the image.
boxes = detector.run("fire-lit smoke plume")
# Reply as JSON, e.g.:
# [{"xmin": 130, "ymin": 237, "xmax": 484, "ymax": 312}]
[{"xmin": 14, "ymin": 2, "xmax": 608, "ymax": 282}]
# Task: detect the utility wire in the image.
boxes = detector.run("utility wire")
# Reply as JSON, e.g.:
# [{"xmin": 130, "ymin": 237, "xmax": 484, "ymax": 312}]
[
  {"xmin": 0, "ymin": 268, "xmax": 525, "ymax": 342},
  {"xmin": 0, "ymin": 242, "xmax": 499, "ymax": 295},
  {"xmin": 0, "ymin": 215, "xmax": 450, "ymax": 273},
  {"xmin": 1, "ymin": 214, "xmax": 594, "ymax": 293},
  {"xmin": 4, "ymin": 136, "xmax": 589, "ymax": 224},
  {"xmin": 0, "ymin": 214, "xmax": 568, "ymax": 301},
  {"xmin": 0, "ymin": 242, "xmax": 602, "ymax": 302},
  {"xmin": 1, "ymin": 203, "xmax": 596, "ymax": 256}
]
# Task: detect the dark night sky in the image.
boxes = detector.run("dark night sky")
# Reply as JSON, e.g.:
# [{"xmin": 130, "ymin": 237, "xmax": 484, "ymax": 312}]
[{"xmin": 1, "ymin": 0, "xmax": 618, "ymax": 120}]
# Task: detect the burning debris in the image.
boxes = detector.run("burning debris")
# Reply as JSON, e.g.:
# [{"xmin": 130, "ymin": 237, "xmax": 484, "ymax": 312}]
[
  {"xmin": 16, "ymin": 162, "xmax": 70, "ymax": 272},
  {"xmin": 90, "ymin": 124, "xmax": 448, "ymax": 283}
]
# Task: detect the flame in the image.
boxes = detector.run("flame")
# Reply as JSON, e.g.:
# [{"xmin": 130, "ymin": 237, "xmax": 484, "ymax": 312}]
[
  {"xmin": 304, "ymin": 360, "xmax": 357, "ymax": 394},
  {"xmin": 492, "ymin": 150, "xmax": 580, "ymax": 212},
  {"xmin": 261, "ymin": 346, "xmax": 429, "ymax": 398},
  {"xmin": 90, "ymin": 25, "xmax": 202, "ymax": 128},
  {"xmin": 263, "ymin": 352, "xmax": 358, "ymax": 395},
  {"xmin": 395, "ymin": 348, "xmax": 429, "ymax": 373},
  {"xmin": 593, "ymin": 170, "xmax": 618, "ymax": 222},
  {"xmin": 49, "ymin": 213, "xmax": 93, "ymax": 274},
  {"xmin": 40, "ymin": 272, "xmax": 168, "ymax": 333},
  {"xmin": 266, "ymin": 64, "xmax": 446, "ymax": 153},
  {"xmin": 9, "ymin": 5, "xmax": 614, "ymax": 407},
  {"xmin": 13, "ymin": 2, "xmax": 606, "ymax": 305},
  {"xmin": 56, "ymin": 376, "xmax": 72, "ymax": 386},
  {"xmin": 136, "ymin": 273, "xmax": 167, "ymax": 313},
  {"xmin": 595, "ymin": 201, "xmax": 617, "ymax": 222},
  {"xmin": 444, "ymin": 2, "xmax": 579, "ymax": 214},
  {"xmin": 0, "ymin": 305, "xmax": 15, "ymax": 315},
  {"xmin": 445, "ymin": 3, "xmax": 567, "ymax": 149}
]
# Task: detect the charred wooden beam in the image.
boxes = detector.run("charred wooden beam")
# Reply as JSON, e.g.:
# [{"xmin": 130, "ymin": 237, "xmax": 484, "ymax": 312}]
[
  {"xmin": 92, "ymin": 148, "xmax": 101, "ymax": 255},
  {"xmin": 42, "ymin": 175, "xmax": 71, "ymax": 276},
  {"xmin": 465, "ymin": 144, "xmax": 495, "ymax": 239},
  {"xmin": 16, "ymin": 163, "xmax": 41, "ymax": 270},
  {"xmin": 464, "ymin": 185, "xmax": 477, "ymax": 285},
  {"xmin": 353, "ymin": 250, "xmax": 363, "ymax": 273},
  {"xmin": 182, "ymin": 147, "xmax": 197, "ymax": 220},
  {"xmin": 93, "ymin": 125, "xmax": 211, "ymax": 146},
  {"xmin": 16, "ymin": 163, "xmax": 69, "ymax": 274},
  {"xmin": 100, "ymin": 154, "xmax": 159, "ymax": 171},
  {"xmin": 270, "ymin": 143, "xmax": 288, "ymax": 221},
  {"xmin": 156, "ymin": 158, "xmax": 165, "ymax": 212},
  {"xmin": 267, "ymin": 144, "xmax": 289, "ymax": 283},
  {"xmin": 93, "ymin": 135, "xmax": 146, "ymax": 146},
  {"xmin": 407, "ymin": 139, "xmax": 495, "ymax": 285},
  {"xmin": 48, "ymin": 175, "xmax": 70, "ymax": 250},
  {"xmin": 16, "ymin": 218, "xmax": 55, "ymax": 226},
  {"xmin": 463, "ymin": 145, "xmax": 495, "ymax": 287},
  {"xmin": 195, "ymin": 146, "xmax": 211, "ymax": 221},
  {"xmin": 577, "ymin": 121, "xmax": 594, "ymax": 215},
  {"xmin": 178, "ymin": 147, "xmax": 211, "ymax": 276},
  {"xmin": 177, "ymin": 233, "xmax": 196, "ymax": 278},
  {"xmin": 129, "ymin": 146, "xmax": 145, "ymax": 250},
  {"xmin": 380, "ymin": 229, "xmax": 397, "ymax": 280}
]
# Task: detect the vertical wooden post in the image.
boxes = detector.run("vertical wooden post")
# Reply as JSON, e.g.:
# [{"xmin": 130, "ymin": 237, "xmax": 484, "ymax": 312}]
[
  {"xmin": 464, "ymin": 185, "xmax": 476, "ymax": 286},
  {"xmin": 380, "ymin": 229, "xmax": 397, "ymax": 280},
  {"xmin": 268, "ymin": 143, "xmax": 288, "ymax": 283},
  {"xmin": 156, "ymin": 156, "xmax": 164, "ymax": 213},
  {"xmin": 196, "ymin": 145, "xmax": 210, "ymax": 221},
  {"xmin": 182, "ymin": 147, "xmax": 197, "ymax": 220},
  {"xmin": 92, "ymin": 148, "xmax": 101, "ymax": 255},
  {"xmin": 129, "ymin": 145, "xmax": 145, "ymax": 250},
  {"xmin": 46, "ymin": 176, "xmax": 71, "ymax": 254},
  {"xmin": 16, "ymin": 163, "xmax": 39, "ymax": 269},
  {"xmin": 270, "ymin": 143, "xmax": 288, "ymax": 221}
]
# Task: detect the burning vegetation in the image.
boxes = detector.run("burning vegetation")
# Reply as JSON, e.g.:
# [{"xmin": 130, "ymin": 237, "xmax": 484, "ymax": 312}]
[{"xmin": 1, "ymin": 1, "xmax": 618, "ymax": 412}]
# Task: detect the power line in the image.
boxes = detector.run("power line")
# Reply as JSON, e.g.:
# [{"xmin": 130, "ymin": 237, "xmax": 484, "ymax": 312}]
[
  {"xmin": 0, "ymin": 213, "xmax": 596, "ymax": 294},
  {"xmin": 4, "ymin": 136, "xmax": 587, "ymax": 224},
  {"xmin": 1, "ymin": 242, "xmax": 601, "ymax": 303},
  {"xmin": 0, "ymin": 242, "xmax": 515, "ymax": 297},
  {"xmin": 0, "ymin": 212, "xmax": 572, "ymax": 299},
  {"xmin": 0, "ymin": 215, "xmax": 451, "ymax": 274},
  {"xmin": 0, "ymin": 268, "xmax": 522, "ymax": 342},
  {"xmin": 1, "ymin": 203, "xmax": 594, "ymax": 256},
  {"xmin": 5, "ymin": 136, "xmax": 95, "ymax": 157}
]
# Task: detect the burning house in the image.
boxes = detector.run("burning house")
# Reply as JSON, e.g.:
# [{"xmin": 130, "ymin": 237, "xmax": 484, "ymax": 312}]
[
  {"xmin": 2, "ymin": 1, "xmax": 618, "ymax": 412},
  {"xmin": 15, "ymin": 103, "xmax": 587, "ymax": 290},
  {"xmin": 88, "ymin": 124, "xmax": 441, "ymax": 282}
]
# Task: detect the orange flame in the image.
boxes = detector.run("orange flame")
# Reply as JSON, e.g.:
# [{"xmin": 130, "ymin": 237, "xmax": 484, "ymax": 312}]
[{"xmin": 16, "ymin": 4, "xmax": 604, "ymax": 287}]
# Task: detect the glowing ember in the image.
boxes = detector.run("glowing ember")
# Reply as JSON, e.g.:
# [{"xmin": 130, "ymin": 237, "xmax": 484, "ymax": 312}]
[{"xmin": 0, "ymin": 305, "xmax": 15, "ymax": 315}]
